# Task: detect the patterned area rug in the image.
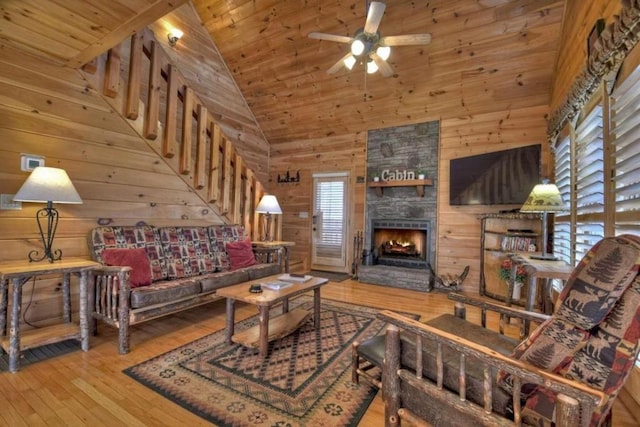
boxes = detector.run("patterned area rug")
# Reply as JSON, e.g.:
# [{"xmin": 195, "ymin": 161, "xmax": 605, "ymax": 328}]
[{"xmin": 124, "ymin": 296, "xmax": 403, "ymax": 426}]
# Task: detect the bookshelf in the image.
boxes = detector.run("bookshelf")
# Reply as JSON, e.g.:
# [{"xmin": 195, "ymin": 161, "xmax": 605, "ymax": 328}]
[{"xmin": 479, "ymin": 213, "xmax": 542, "ymax": 304}]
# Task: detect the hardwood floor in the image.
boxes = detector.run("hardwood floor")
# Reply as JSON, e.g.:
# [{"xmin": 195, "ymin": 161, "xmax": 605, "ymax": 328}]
[{"xmin": 0, "ymin": 279, "xmax": 636, "ymax": 426}]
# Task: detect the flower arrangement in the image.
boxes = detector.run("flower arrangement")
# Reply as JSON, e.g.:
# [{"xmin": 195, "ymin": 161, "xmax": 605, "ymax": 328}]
[{"xmin": 498, "ymin": 258, "xmax": 527, "ymax": 283}]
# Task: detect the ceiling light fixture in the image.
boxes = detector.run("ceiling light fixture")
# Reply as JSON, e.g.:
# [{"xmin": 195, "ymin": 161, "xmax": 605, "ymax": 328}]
[
  {"xmin": 376, "ymin": 45, "xmax": 391, "ymax": 61},
  {"xmin": 351, "ymin": 39, "xmax": 365, "ymax": 56},
  {"xmin": 167, "ymin": 28, "xmax": 183, "ymax": 47},
  {"xmin": 367, "ymin": 59, "xmax": 379, "ymax": 74},
  {"xmin": 344, "ymin": 55, "xmax": 357, "ymax": 70}
]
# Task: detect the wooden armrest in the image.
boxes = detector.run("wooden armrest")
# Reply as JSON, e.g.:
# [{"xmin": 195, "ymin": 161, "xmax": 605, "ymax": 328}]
[
  {"xmin": 448, "ymin": 292, "xmax": 550, "ymax": 323},
  {"xmin": 94, "ymin": 265, "xmax": 132, "ymax": 274},
  {"xmin": 378, "ymin": 309, "xmax": 604, "ymax": 424}
]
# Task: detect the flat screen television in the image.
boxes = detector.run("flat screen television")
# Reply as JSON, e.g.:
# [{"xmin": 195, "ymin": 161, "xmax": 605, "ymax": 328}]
[{"xmin": 449, "ymin": 144, "xmax": 541, "ymax": 206}]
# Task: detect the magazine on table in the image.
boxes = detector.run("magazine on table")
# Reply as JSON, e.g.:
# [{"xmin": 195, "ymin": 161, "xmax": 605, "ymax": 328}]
[
  {"xmin": 261, "ymin": 280, "xmax": 293, "ymax": 290},
  {"xmin": 277, "ymin": 274, "xmax": 313, "ymax": 283}
]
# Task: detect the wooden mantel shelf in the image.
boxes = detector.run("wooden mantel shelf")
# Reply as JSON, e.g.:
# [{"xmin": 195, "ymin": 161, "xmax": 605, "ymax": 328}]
[{"xmin": 368, "ymin": 179, "xmax": 433, "ymax": 197}]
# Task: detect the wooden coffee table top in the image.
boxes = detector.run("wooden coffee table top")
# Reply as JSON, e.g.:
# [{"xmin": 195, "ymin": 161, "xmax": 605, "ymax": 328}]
[{"xmin": 217, "ymin": 275, "xmax": 329, "ymax": 306}]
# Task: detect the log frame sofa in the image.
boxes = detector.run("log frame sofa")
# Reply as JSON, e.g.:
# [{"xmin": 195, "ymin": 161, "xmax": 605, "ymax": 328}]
[
  {"xmin": 87, "ymin": 224, "xmax": 282, "ymax": 354},
  {"xmin": 355, "ymin": 234, "xmax": 640, "ymax": 427}
]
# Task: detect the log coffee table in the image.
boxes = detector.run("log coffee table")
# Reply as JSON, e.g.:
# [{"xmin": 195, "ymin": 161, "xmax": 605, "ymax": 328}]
[{"xmin": 217, "ymin": 275, "xmax": 328, "ymax": 357}]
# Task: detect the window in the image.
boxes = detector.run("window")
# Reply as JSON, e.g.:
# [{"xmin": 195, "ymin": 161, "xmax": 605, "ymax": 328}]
[
  {"xmin": 553, "ymin": 133, "xmax": 572, "ymax": 265},
  {"xmin": 312, "ymin": 173, "xmax": 349, "ymax": 267}
]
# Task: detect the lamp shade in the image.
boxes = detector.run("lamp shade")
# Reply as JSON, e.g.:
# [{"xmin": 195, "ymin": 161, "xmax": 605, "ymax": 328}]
[
  {"xmin": 520, "ymin": 180, "xmax": 565, "ymax": 213},
  {"xmin": 255, "ymin": 195, "xmax": 282, "ymax": 214},
  {"xmin": 14, "ymin": 167, "xmax": 83, "ymax": 204}
]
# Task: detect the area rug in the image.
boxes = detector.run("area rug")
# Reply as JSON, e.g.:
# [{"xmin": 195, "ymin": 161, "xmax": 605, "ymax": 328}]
[
  {"xmin": 307, "ymin": 270, "xmax": 351, "ymax": 282},
  {"xmin": 124, "ymin": 296, "xmax": 409, "ymax": 426}
]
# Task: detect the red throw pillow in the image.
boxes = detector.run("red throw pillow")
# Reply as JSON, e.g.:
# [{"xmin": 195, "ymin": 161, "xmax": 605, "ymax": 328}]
[
  {"xmin": 225, "ymin": 238, "xmax": 257, "ymax": 270},
  {"xmin": 101, "ymin": 248, "xmax": 152, "ymax": 288}
]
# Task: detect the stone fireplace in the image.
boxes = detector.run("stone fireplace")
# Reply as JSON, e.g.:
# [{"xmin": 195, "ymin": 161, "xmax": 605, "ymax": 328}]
[{"xmin": 358, "ymin": 121, "xmax": 439, "ymax": 292}]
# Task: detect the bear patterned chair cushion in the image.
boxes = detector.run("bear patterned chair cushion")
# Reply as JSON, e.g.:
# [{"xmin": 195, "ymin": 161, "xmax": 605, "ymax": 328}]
[
  {"xmin": 159, "ymin": 227, "xmax": 216, "ymax": 279},
  {"xmin": 90, "ymin": 226, "xmax": 168, "ymax": 282},
  {"xmin": 520, "ymin": 235, "xmax": 640, "ymax": 427},
  {"xmin": 554, "ymin": 235, "xmax": 640, "ymax": 330},
  {"xmin": 207, "ymin": 224, "xmax": 247, "ymax": 271}
]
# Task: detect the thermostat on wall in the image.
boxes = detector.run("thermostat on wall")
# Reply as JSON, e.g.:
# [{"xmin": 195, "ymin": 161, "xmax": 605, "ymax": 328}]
[{"xmin": 21, "ymin": 154, "xmax": 44, "ymax": 171}]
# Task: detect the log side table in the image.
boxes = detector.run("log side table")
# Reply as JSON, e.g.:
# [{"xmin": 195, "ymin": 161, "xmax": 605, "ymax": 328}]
[
  {"xmin": 251, "ymin": 240, "xmax": 295, "ymax": 273},
  {"xmin": 0, "ymin": 258, "xmax": 99, "ymax": 372}
]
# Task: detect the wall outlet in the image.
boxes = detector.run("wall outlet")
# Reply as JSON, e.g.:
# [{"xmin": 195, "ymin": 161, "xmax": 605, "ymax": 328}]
[{"xmin": 0, "ymin": 194, "xmax": 22, "ymax": 210}]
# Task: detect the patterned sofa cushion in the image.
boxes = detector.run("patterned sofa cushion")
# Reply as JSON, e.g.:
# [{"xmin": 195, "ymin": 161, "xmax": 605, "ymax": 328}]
[
  {"xmin": 90, "ymin": 226, "xmax": 167, "ymax": 282},
  {"xmin": 207, "ymin": 224, "xmax": 247, "ymax": 271},
  {"xmin": 159, "ymin": 227, "xmax": 216, "ymax": 279},
  {"xmin": 130, "ymin": 278, "xmax": 202, "ymax": 309}
]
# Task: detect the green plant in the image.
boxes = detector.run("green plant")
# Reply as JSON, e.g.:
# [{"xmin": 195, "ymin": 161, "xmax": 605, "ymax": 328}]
[{"xmin": 498, "ymin": 258, "xmax": 527, "ymax": 283}]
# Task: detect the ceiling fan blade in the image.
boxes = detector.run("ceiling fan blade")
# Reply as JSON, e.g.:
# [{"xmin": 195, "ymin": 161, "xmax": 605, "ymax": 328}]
[
  {"xmin": 364, "ymin": 1, "xmax": 386, "ymax": 34},
  {"xmin": 327, "ymin": 52, "xmax": 354, "ymax": 74},
  {"xmin": 380, "ymin": 34, "xmax": 432, "ymax": 46},
  {"xmin": 370, "ymin": 52, "xmax": 393, "ymax": 77},
  {"xmin": 308, "ymin": 32, "xmax": 354, "ymax": 44}
]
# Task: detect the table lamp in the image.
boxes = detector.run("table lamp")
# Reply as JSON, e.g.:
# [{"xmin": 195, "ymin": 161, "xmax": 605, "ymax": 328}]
[
  {"xmin": 520, "ymin": 179, "xmax": 565, "ymax": 261},
  {"xmin": 13, "ymin": 167, "xmax": 83, "ymax": 263},
  {"xmin": 255, "ymin": 194, "xmax": 282, "ymax": 241}
]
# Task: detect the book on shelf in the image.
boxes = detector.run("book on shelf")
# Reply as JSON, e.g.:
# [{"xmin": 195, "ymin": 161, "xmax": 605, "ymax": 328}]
[
  {"xmin": 278, "ymin": 274, "xmax": 312, "ymax": 283},
  {"xmin": 261, "ymin": 281, "xmax": 293, "ymax": 290},
  {"xmin": 501, "ymin": 235, "xmax": 537, "ymax": 252}
]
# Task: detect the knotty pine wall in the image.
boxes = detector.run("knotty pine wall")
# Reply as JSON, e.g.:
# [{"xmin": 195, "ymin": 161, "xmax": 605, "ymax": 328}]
[
  {"xmin": 550, "ymin": 0, "xmax": 623, "ymax": 112},
  {"xmin": 269, "ymin": 107, "xmax": 549, "ymax": 286},
  {"xmin": 0, "ymin": 46, "xmax": 239, "ymax": 325}
]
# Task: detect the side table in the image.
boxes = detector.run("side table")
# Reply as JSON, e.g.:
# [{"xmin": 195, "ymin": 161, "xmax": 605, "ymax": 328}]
[
  {"xmin": 508, "ymin": 253, "xmax": 573, "ymax": 334},
  {"xmin": 0, "ymin": 258, "xmax": 99, "ymax": 372},
  {"xmin": 251, "ymin": 241, "xmax": 295, "ymax": 273}
]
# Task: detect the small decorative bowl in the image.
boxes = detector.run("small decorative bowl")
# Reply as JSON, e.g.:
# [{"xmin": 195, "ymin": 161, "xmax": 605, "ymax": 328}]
[{"xmin": 249, "ymin": 284, "xmax": 262, "ymax": 293}]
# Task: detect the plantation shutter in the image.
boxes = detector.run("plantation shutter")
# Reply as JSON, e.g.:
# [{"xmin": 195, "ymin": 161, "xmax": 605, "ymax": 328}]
[
  {"xmin": 553, "ymin": 133, "xmax": 572, "ymax": 264},
  {"xmin": 574, "ymin": 105, "xmax": 605, "ymax": 261},
  {"xmin": 312, "ymin": 173, "xmax": 348, "ymax": 266},
  {"xmin": 611, "ymin": 66, "xmax": 640, "ymax": 237}
]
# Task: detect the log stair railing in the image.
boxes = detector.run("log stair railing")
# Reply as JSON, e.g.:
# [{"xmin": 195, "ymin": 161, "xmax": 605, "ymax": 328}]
[{"xmin": 80, "ymin": 28, "xmax": 269, "ymax": 241}]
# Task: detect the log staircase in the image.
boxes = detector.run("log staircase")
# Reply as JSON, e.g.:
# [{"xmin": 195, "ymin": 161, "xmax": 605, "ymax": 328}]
[{"xmin": 79, "ymin": 28, "xmax": 273, "ymax": 241}]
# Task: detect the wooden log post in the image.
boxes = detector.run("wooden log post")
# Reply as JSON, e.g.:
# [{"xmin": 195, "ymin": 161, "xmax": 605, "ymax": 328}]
[
  {"xmin": 556, "ymin": 394, "xmax": 581, "ymax": 426},
  {"xmin": 352, "ymin": 341, "xmax": 361, "ymax": 384},
  {"xmin": 384, "ymin": 325, "xmax": 401, "ymax": 427}
]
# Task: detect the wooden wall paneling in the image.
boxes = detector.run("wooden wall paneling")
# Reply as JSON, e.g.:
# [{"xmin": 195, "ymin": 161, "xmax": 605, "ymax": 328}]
[
  {"xmin": 144, "ymin": 40, "xmax": 161, "ymax": 140},
  {"xmin": 550, "ymin": 0, "xmax": 623, "ymax": 112},
  {"xmin": 437, "ymin": 105, "xmax": 550, "ymax": 292}
]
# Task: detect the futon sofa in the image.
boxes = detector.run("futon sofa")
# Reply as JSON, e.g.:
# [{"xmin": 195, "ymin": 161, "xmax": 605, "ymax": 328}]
[{"xmin": 87, "ymin": 224, "xmax": 282, "ymax": 354}]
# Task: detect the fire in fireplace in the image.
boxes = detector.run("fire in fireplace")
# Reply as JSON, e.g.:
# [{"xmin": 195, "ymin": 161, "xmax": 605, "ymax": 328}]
[{"xmin": 370, "ymin": 219, "xmax": 430, "ymax": 269}]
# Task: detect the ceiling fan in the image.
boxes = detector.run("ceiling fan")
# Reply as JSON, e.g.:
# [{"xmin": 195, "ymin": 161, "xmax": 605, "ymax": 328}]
[{"xmin": 308, "ymin": 1, "xmax": 431, "ymax": 77}]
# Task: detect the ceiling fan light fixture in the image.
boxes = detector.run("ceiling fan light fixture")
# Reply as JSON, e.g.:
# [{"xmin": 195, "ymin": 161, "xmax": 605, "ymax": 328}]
[
  {"xmin": 344, "ymin": 55, "xmax": 357, "ymax": 70},
  {"xmin": 376, "ymin": 45, "xmax": 391, "ymax": 60},
  {"xmin": 351, "ymin": 39, "xmax": 365, "ymax": 56},
  {"xmin": 367, "ymin": 59, "xmax": 379, "ymax": 74}
]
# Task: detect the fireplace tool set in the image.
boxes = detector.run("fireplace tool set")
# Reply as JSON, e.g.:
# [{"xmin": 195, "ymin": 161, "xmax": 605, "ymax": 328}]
[{"xmin": 351, "ymin": 230, "xmax": 363, "ymax": 279}]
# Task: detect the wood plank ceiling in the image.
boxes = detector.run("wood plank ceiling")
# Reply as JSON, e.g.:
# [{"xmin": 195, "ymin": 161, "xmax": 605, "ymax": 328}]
[
  {"xmin": 0, "ymin": 0, "xmax": 565, "ymax": 147},
  {"xmin": 193, "ymin": 0, "xmax": 565, "ymax": 144}
]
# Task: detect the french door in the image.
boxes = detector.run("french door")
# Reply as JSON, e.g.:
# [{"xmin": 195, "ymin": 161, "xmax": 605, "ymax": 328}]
[{"xmin": 311, "ymin": 172, "xmax": 349, "ymax": 271}]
